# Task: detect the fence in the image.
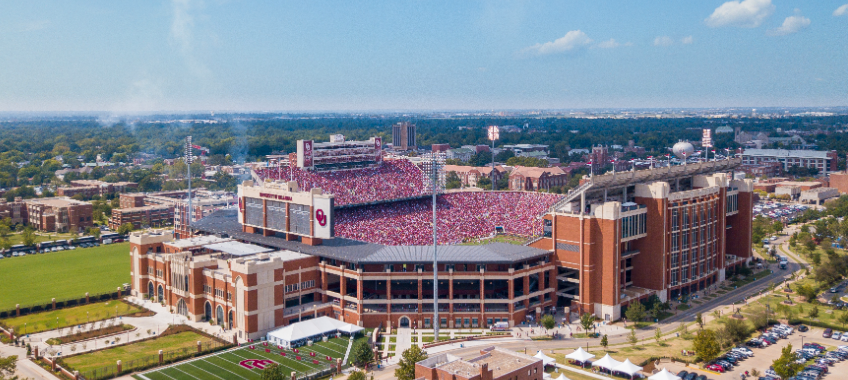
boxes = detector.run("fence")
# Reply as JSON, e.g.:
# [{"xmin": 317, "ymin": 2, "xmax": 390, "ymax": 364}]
[
  {"xmin": 75, "ymin": 339, "xmax": 232, "ymax": 380},
  {"xmin": 0, "ymin": 288, "xmax": 130, "ymax": 320}
]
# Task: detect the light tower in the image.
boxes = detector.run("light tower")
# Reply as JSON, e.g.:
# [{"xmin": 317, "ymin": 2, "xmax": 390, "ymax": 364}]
[
  {"xmin": 423, "ymin": 152, "xmax": 445, "ymax": 340},
  {"xmin": 184, "ymin": 136, "xmax": 194, "ymax": 231},
  {"xmin": 487, "ymin": 126, "xmax": 500, "ymax": 191}
]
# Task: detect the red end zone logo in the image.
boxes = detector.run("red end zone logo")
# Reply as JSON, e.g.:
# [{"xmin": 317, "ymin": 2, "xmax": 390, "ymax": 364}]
[
  {"xmin": 316, "ymin": 209, "xmax": 327, "ymax": 226},
  {"xmin": 239, "ymin": 359, "xmax": 276, "ymax": 370}
]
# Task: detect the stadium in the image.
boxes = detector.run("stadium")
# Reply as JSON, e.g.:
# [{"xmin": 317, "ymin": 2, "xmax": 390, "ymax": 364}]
[{"xmin": 130, "ymin": 136, "xmax": 754, "ymax": 341}]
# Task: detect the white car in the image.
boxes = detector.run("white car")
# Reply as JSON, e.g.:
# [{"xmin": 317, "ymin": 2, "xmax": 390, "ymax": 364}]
[
  {"xmin": 834, "ymin": 331, "xmax": 843, "ymax": 340},
  {"xmin": 841, "ymin": 334, "xmax": 848, "ymax": 342}
]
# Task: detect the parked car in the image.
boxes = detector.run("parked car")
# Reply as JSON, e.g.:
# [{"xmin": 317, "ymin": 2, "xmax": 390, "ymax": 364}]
[
  {"xmin": 706, "ymin": 364, "xmax": 725, "ymax": 372},
  {"xmin": 833, "ymin": 332, "xmax": 843, "ymax": 340},
  {"xmin": 799, "ymin": 325, "xmax": 809, "ymax": 332},
  {"xmin": 824, "ymin": 328, "xmax": 833, "ymax": 338}
]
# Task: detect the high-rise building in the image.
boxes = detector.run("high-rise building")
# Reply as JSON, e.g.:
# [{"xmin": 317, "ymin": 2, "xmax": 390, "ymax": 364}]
[{"xmin": 392, "ymin": 122, "xmax": 417, "ymax": 151}]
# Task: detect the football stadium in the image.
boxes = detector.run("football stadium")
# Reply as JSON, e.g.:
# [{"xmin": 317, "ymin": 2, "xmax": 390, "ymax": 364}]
[{"xmin": 130, "ymin": 135, "xmax": 753, "ymax": 342}]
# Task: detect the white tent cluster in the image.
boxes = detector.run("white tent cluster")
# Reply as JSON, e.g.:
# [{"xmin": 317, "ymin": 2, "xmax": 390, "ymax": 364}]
[
  {"xmin": 566, "ymin": 350, "xmax": 643, "ymax": 379},
  {"xmin": 649, "ymin": 368, "xmax": 681, "ymax": 380},
  {"xmin": 534, "ymin": 350, "xmax": 556, "ymax": 367},
  {"xmin": 266, "ymin": 316, "xmax": 363, "ymax": 348}
]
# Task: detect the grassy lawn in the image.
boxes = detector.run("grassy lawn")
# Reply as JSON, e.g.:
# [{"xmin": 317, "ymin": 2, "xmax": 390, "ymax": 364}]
[
  {"xmin": 545, "ymin": 366, "xmax": 600, "ymax": 380},
  {"xmin": 421, "ymin": 335, "xmax": 451, "ymax": 343},
  {"xmin": 5, "ymin": 231, "xmax": 79, "ymax": 246},
  {"xmin": 730, "ymin": 269, "xmax": 773, "ymax": 287},
  {"xmin": 1, "ymin": 300, "xmax": 145, "ymax": 335},
  {"xmin": 62, "ymin": 330, "xmax": 207, "ymax": 374},
  {"xmin": 0, "ymin": 243, "xmax": 130, "ymax": 311},
  {"xmin": 459, "ymin": 235, "xmax": 528, "ymax": 246}
]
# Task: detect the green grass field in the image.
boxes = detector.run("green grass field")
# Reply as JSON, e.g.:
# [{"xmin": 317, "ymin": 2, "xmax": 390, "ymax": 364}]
[
  {"xmin": 133, "ymin": 338, "xmax": 348, "ymax": 380},
  {"xmin": 63, "ymin": 330, "xmax": 208, "ymax": 374},
  {"xmin": 0, "ymin": 243, "xmax": 130, "ymax": 311},
  {"xmin": 4, "ymin": 231, "xmax": 79, "ymax": 246},
  {"xmin": 1, "ymin": 300, "xmax": 144, "ymax": 335}
]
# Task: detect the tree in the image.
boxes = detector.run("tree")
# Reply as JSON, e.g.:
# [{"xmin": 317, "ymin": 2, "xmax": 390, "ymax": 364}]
[
  {"xmin": 21, "ymin": 227, "xmax": 36, "ymax": 247},
  {"xmin": 625, "ymin": 301, "xmax": 646, "ymax": 322},
  {"xmin": 600, "ymin": 334, "xmax": 608, "ymax": 351},
  {"xmin": 809, "ymin": 305, "xmax": 819, "ymax": 318},
  {"xmin": 695, "ymin": 312, "xmax": 704, "ymax": 329},
  {"xmin": 88, "ymin": 227, "xmax": 101, "ymax": 239},
  {"xmin": 350, "ymin": 340, "xmax": 374, "ymax": 367},
  {"xmin": 0, "ymin": 354, "xmax": 18, "ymax": 380},
  {"xmin": 655, "ymin": 328, "xmax": 663, "ymax": 346},
  {"xmin": 117, "ymin": 223, "xmax": 134, "ymax": 235},
  {"xmin": 839, "ymin": 312, "xmax": 848, "ymax": 329},
  {"xmin": 719, "ymin": 318, "xmax": 749, "ymax": 344},
  {"xmin": 541, "ymin": 314, "xmax": 555, "ymax": 332},
  {"xmin": 348, "ymin": 371, "xmax": 366, "ymax": 380},
  {"xmin": 445, "ymin": 172, "xmax": 462, "ymax": 190},
  {"xmin": 395, "ymin": 345, "xmax": 428, "ymax": 380},
  {"xmin": 579, "ymin": 313, "xmax": 594, "ymax": 334},
  {"xmin": 692, "ymin": 329, "xmax": 720, "ymax": 363},
  {"xmin": 260, "ymin": 363, "xmax": 285, "ymax": 380},
  {"xmin": 772, "ymin": 344, "xmax": 803, "ymax": 379},
  {"xmin": 628, "ymin": 328, "xmax": 638, "ymax": 347}
]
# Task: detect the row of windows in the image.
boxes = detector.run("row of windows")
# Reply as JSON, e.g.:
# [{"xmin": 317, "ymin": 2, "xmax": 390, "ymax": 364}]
[
  {"xmin": 672, "ymin": 203, "xmax": 717, "ymax": 232},
  {"xmin": 671, "ymin": 224, "xmax": 717, "ymax": 252},
  {"xmin": 621, "ymin": 213, "xmax": 647, "ymax": 238},
  {"xmin": 670, "ymin": 260, "xmax": 713, "ymax": 286},
  {"xmin": 671, "ymin": 246, "xmax": 716, "ymax": 268},
  {"xmin": 727, "ymin": 193, "xmax": 739, "ymax": 213},
  {"xmin": 285, "ymin": 280, "xmax": 316, "ymax": 293}
]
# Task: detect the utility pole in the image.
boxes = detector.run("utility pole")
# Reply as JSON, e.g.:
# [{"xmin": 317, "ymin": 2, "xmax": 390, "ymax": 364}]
[
  {"xmin": 488, "ymin": 126, "xmax": 499, "ymax": 191},
  {"xmin": 185, "ymin": 136, "xmax": 194, "ymax": 234},
  {"xmin": 428, "ymin": 152, "xmax": 444, "ymax": 341}
]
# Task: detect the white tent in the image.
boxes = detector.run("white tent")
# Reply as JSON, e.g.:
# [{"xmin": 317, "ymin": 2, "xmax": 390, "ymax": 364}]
[
  {"xmin": 649, "ymin": 368, "xmax": 681, "ymax": 380},
  {"xmin": 533, "ymin": 350, "xmax": 556, "ymax": 367},
  {"xmin": 591, "ymin": 354, "xmax": 622, "ymax": 370},
  {"xmin": 612, "ymin": 358, "xmax": 643, "ymax": 378},
  {"xmin": 554, "ymin": 374, "xmax": 571, "ymax": 380},
  {"xmin": 565, "ymin": 347, "xmax": 595, "ymax": 362},
  {"xmin": 266, "ymin": 316, "xmax": 363, "ymax": 348}
]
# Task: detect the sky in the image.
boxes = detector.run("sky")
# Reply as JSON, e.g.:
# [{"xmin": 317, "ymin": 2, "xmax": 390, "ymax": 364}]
[{"xmin": 0, "ymin": 0, "xmax": 846, "ymax": 112}]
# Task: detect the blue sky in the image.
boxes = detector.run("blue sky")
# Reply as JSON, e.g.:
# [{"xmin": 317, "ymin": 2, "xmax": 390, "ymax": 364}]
[{"xmin": 0, "ymin": 0, "xmax": 846, "ymax": 112}]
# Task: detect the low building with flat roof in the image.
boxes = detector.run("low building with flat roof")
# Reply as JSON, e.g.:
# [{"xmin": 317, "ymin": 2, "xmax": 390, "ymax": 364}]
[
  {"xmin": 799, "ymin": 187, "xmax": 840, "ymax": 205},
  {"xmin": 415, "ymin": 347, "xmax": 543, "ymax": 380},
  {"xmin": 25, "ymin": 197, "xmax": 93, "ymax": 233}
]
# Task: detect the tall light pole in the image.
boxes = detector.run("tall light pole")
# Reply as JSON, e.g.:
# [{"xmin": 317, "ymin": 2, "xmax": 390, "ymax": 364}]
[
  {"xmin": 488, "ymin": 126, "xmax": 499, "ymax": 191},
  {"xmin": 185, "ymin": 136, "xmax": 194, "ymax": 233},
  {"xmin": 426, "ymin": 152, "xmax": 445, "ymax": 340}
]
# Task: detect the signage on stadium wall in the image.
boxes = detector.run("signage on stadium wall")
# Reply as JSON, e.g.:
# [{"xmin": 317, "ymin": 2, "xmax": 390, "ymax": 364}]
[
  {"xmin": 702, "ymin": 129, "xmax": 713, "ymax": 148},
  {"xmin": 374, "ymin": 137, "xmax": 382, "ymax": 162},
  {"xmin": 259, "ymin": 193, "xmax": 293, "ymax": 201},
  {"xmin": 312, "ymin": 197, "xmax": 334, "ymax": 238},
  {"xmin": 297, "ymin": 140, "xmax": 314, "ymax": 169}
]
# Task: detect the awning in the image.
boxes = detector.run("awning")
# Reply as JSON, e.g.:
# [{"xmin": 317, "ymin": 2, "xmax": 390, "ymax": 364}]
[
  {"xmin": 565, "ymin": 347, "xmax": 595, "ymax": 362},
  {"xmin": 648, "ymin": 368, "xmax": 682, "ymax": 380},
  {"xmin": 590, "ymin": 354, "xmax": 622, "ymax": 370},
  {"xmin": 533, "ymin": 350, "xmax": 556, "ymax": 367},
  {"xmin": 612, "ymin": 358, "xmax": 643, "ymax": 377}
]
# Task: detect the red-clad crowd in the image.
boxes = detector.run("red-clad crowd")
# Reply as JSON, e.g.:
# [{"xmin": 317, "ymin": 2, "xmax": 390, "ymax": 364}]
[
  {"xmin": 334, "ymin": 192, "xmax": 562, "ymax": 245},
  {"xmin": 258, "ymin": 159, "xmax": 426, "ymax": 207}
]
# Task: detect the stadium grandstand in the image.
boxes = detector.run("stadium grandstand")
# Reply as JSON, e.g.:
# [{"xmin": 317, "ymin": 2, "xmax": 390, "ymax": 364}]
[
  {"xmin": 257, "ymin": 158, "xmax": 428, "ymax": 207},
  {"xmin": 334, "ymin": 191, "xmax": 562, "ymax": 245}
]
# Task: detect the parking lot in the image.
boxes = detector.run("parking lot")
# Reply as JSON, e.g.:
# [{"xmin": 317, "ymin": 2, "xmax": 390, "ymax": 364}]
[
  {"xmin": 754, "ymin": 201, "xmax": 809, "ymax": 222},
  {"xmin": 661, "ymin": 325, "xmax": 848, "ymax": 380}
]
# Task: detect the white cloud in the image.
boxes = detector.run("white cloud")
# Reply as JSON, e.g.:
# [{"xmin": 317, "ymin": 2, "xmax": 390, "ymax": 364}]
[
  {"xmin": 653, "ymin": 36, "xmax": 675, "ymax": 46},
  {"xmin": 705, "ymin": 0, "xmax": 775, "ymax": 28},
  {"xmin": 596, "ymin": 39, "xmax": 620, "ymax": 49},
  {"xmin": 523, "ymin": 30, "xmax": 593, "ymax": 55},
  {"xmin": 170, "ymin": 0, "xmax": 210, "ymax": 77},
  {"xmin": 835, "ymin": 4, "xmax": 848, "ymax": 16},
  {"xmin": 767, "ymin": 10, "xmax": 811, "ymax": 36},
  {"xmin": 681, "ymin": 36, "xmax": 694, "ymax": 44}
]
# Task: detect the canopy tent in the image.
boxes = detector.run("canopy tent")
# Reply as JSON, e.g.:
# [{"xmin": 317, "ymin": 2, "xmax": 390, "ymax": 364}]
[
  {"xmin": 565, "ymin": 347, "xmax": 595, "ymax": 362},
  {"xmin": 590, "ymin": 354, "xmax": 622, "ymax": 371},
  {"xmin": 266, "ymin": 316, "xmax": 363, "ymax": 348},
  {"xmin": 553, "ymin": 374, "xmax": 571, "ymax": 380},
  {"xmin": 649, "ymin": 368, "xmax": 681, "ymax": 380},
  {"xmin": 533, "ymin": 350, "xmax": 556, "ymax": 367},
  {"xmin": 612, "ymin": 358, "xmax": 643, "ymax": 378}
]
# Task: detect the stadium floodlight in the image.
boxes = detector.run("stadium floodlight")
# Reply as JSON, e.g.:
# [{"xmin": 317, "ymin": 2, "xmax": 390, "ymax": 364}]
[
  {"xmin": 423, "ymin": 152, "xmax": 445, "ymax": 340},
  {"xmin": 488, "ymin": 126, "xmax": 499, "ymax": 190},
  {"xmin": 185, "ymin": 136, "xmax": 194, "ymax": 229}
]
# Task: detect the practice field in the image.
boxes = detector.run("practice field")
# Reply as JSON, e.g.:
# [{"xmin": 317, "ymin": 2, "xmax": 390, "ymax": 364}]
[
  {"xmin": 0, "ymin": 243, "xmax": 130, "ymax": 311},
  {"xmin": 134, "ymin": 338, "xmax": 350, "ymax": 380},
  {"xmin": 0, "ymin": 300, "xmax": 144, "ymax": 335}
]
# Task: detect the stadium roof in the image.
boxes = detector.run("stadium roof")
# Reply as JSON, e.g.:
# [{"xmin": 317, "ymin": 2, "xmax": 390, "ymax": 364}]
[
  {"xmin": 741, "ymin": 149, "xmax": 832, "ymax": 159},
  {"xmin": 203, "ymin": 241, "xmax": 273, "ymax": 256},
  {"xmin": 190, "ymin": 209, "xmax": 550, "ymax": 265}
]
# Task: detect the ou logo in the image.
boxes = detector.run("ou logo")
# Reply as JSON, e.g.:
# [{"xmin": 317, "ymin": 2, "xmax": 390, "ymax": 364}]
[
  {"xmin": 316, "ymin": 209, "xmax": 327, "ymax": 227},
  {"xmin": 239, "ymin": 359, "xmax": 276, "ymax": 370}
]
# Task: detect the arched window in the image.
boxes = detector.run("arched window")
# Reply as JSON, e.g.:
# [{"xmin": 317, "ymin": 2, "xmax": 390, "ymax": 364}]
[
  {"xmin": 157, "ymin": 285, "xmax": 164, "ymax": 302},
  {"xmin": 216, "ymin": 305, "xmax": 225, "ymax": 326},
  {"xmin": 204, "ymin": 302, "xmax": 212, "ymax": 321},
  {"xmin": 147, "ymin": 282, "xmax": 154, "ymax": 299},
  {"xmin": 176, "ymin": 299, "xmax": 188, "ymax": 316}
]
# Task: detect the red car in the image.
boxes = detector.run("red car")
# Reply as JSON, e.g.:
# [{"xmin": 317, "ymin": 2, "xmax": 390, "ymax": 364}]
[{"xmin": 706, "ymin": 364, "xmax": 725, "ymax": 373}]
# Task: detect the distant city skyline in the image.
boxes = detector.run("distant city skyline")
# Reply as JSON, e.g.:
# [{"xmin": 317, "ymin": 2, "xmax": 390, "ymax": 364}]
[{"xmin": 1, "ymin": 0, "xmax": 846, "ymax": 112}]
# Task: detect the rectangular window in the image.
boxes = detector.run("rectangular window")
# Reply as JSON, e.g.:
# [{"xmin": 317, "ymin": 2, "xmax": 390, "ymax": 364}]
[
  {"xmin": 672, "ymin": 209, "xmax": 679, "ymax": 231},
  {"xmin": 682, "ymin": 232, "xmax": 689, "ymax": 248},
  {"xmin": 682, "ymin": 250, "xmax": 689, "ymax": 266},
  {"xmin": 671, "ymin": 252, "xmax": 678, "ymax": 268},
  {"xmin": 682, "ymin": 208, "xmax": 689, "ymax": 229},
  {"xmin": 672, "ymin": 232, "xmax": 679, "ymax": 252}
]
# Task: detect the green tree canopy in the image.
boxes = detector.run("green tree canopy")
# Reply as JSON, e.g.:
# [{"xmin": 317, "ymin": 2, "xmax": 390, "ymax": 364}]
[
  {"xmin": 693, "ymin": 329, "xmax": 720, "ymax": 362},
  {"xmin": 772, "ymin": 344, "xmax": 803, "ymax": 379},
  {"xmin": 349, "ymin": 340, "xmax": 374, "ymax": 367},
  {"xmin": 395, "ymin": 345, "xmax": 428, "ymax": 380}
]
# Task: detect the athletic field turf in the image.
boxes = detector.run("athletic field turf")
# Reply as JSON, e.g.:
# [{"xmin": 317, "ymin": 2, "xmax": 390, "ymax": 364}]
[
  {"xmin": 134, "ymin": 337, "xmax": 350, "ymax": 380},
  {"xmin": 0, "ymin": 243, "xmax": 130, "ymax": 311}
]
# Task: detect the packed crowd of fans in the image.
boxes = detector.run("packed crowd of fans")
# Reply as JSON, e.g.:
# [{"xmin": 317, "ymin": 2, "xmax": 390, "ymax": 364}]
[
  {"xmin": 334, "ymin": 192, "xmax": 562, "ymax": 245},
  {"xmin": 258, "ymin": 159, "xmax": 427, "ymax": 207}
]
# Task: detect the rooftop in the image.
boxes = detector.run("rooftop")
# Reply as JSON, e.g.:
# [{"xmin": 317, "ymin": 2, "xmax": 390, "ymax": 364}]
[
  {"xmin": 190, "ymin": 209, "xmax": 550, "ymax": 265},
  {"xmin": 742, "ymin": 149, "xmax": 833, "ymax": 159},
  {"xmin": 203, "ymin": 241, "xmax": 273, "ymax": 256},
  {"xmin": 167, "ymin": 235, "xmax": 230, "ymax": 248},
  {"xmin": 26, "ymin": 197, "xmax": 89, "ymax": 208},
  {"xmin": 418, "ymin": 347, "xmax": 540, "ymax": 379}
]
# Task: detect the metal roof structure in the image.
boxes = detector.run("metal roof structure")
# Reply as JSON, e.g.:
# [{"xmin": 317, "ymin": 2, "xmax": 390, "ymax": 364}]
[
  {"xmin": 741, "ymin": 149, "xmax": 832, "ymax": 159},
  {"xmin": 203, "ymin": 241, "xmax": 273, "ymax": 256},
  {"xmin": 190, "ymin": 209, "xmax": 550, "ymax": 265}
]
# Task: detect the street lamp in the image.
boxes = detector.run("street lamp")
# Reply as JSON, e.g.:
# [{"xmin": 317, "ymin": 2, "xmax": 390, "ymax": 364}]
[
  {"xmin": 800, "ymin": 335, "xmax": 805, "ymax": 346},
  {"xmin": 487, "ymin": 126, "xmax": 499, "ymax": 191}
]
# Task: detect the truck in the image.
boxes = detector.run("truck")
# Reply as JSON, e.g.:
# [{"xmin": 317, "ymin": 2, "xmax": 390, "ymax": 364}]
[{"xmin": 779, "ymin": 260, "xmax": 788, "ymax": 270}]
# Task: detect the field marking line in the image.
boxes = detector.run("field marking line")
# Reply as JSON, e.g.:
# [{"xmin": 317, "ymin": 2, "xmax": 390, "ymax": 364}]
[
  {"xmin": 187, "ymin": 361, "xmax": 227, "ymax": 380},
  {"xmin": 200, "ymin": 351, "xmax": 260, "ymax": 379},
  {"xmin": 170, "ymin": 364, "xmax": 202, "ymax": 380},
  {"xmin": 136, "ymin": 374, "xmax": 152, "ymax": 380},
  {"xmin": 137, "ymin": 345, "xmax": 242, "ymax": 376}
]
